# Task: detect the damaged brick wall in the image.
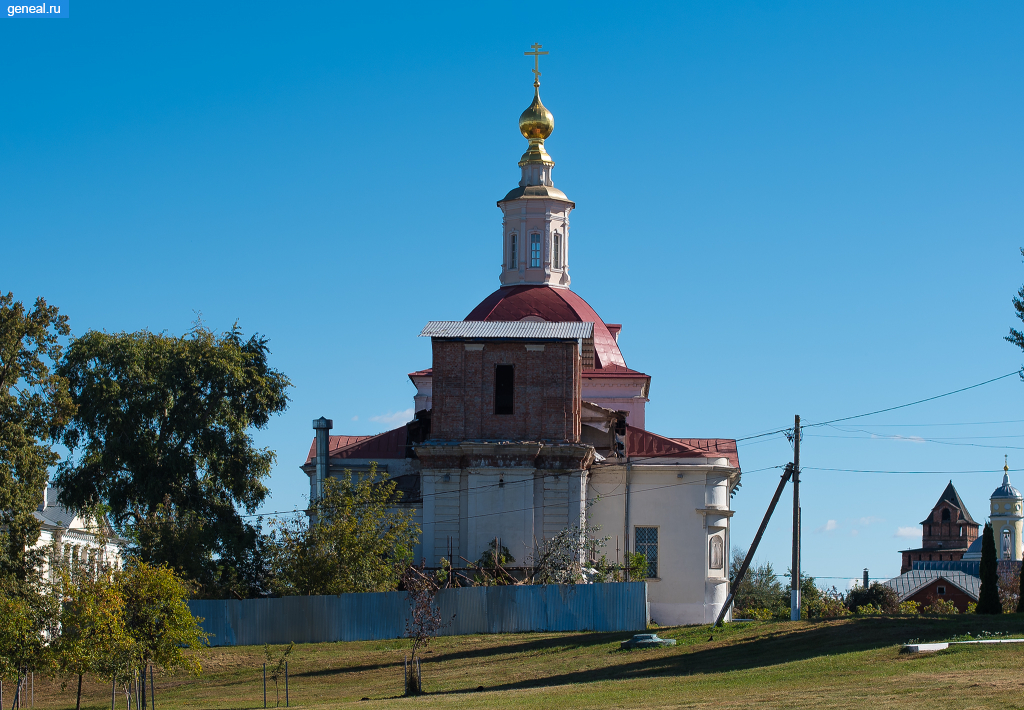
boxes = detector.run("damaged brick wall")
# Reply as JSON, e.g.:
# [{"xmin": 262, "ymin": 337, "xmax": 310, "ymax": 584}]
[{"xmin": 431, "ymin": 339, "xmax": 581, "ymax": 442}]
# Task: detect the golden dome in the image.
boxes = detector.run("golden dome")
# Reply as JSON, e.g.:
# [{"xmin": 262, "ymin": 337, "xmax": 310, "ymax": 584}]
[
  {"xmin": 518, "ymin": 86, "xmax": 554, "ymax": 166},
  {"xmin": 519, "ymin": 87, "xmax": 554, "ymax": 140}
]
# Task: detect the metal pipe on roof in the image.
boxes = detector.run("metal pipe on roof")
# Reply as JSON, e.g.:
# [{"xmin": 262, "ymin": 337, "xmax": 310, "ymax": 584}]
[{"xmin": 313, "ymin": 417, "xmax": 333, "ymax": 503}]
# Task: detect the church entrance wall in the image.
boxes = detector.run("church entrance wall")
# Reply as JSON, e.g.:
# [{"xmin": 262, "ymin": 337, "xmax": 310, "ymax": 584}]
[{"xmin": 588, "ymin": 463, "xmax": 737, "ymax": 626}]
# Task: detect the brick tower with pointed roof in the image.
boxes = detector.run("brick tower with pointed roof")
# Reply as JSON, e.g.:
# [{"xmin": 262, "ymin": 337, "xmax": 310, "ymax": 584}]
[{"xmin": 900, "ymin": 481, "xmax": 979, "ymax": 573}]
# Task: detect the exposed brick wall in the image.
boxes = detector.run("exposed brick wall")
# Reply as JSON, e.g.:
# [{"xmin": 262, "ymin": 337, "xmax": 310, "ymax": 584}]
[
  {"xmin": 907, "ymin": 578, "xmax": 976, "ymax": 613},
  {"xmin": 900, "ymin": 498, "xmax": 980, "ymax": 573},
  {"xmin": 921, "ymin": 504, "xmax": 979, "ymax": 549},
  {"xmin": 431, "ymin": 340, "xmax": 581, "ymax": 442}
]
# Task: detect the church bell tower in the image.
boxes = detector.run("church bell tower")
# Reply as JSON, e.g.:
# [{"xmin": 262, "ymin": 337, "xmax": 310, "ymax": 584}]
[
  {"xmin": 497, "ymin": 44, "xmax": 575, "ymax": 290},
  {"xmin": 990, "ymin": 457, "xmax": 1023, "ymax": 561}
]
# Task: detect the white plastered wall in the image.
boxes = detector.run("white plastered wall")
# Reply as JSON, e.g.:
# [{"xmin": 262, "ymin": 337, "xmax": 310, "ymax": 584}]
[{"xmin": 588, "ymin": 463, "xmax": 738, "ymax": 626}]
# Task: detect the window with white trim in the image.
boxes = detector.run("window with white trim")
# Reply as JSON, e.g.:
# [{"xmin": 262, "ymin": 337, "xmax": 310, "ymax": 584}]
[
  {"xmin": 634, "ymin": 526, "xmax": 658, "ymax": 579},
  {"xmin": 508, "ymin": 234, "xmax": 518, "ymax": 269},
  {"xmin": 530, "ymin": 233, "xmax": 541, "ymax": 268},
  {"xmin": 552, "ymin": 232, "xmax": 563, "ymax": 269}
]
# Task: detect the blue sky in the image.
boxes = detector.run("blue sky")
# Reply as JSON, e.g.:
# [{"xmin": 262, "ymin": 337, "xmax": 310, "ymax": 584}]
[{"xmin": 3, "ymin": 1, "xmax": 1024, "ymax": 585}]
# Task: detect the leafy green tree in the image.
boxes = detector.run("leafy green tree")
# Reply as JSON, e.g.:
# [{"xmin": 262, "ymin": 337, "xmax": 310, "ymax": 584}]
[
  {"xmin": 845, "ymin": 582, "xmax": 899, "ymax": 614},
  {"xmin": 269, "ymin": 465, "xmax": 420, "ymax": 595},
  {"xmin": 976, "ymin": 522, "xmax": 1002, "ymax": 615},
  {"xmin": 116, "ymin": 560, "xmax": 208, "ymax": 707},
  {"xmin": 782, "ymin": 569, "xmax": 823, "ymax": 617},
  {"xmin": 730, "ymin": 549, "xmax": 786, "ymax": 616},
  {"xmin": 0, "ymin": 293, "xmax": 75, "ymax": 595},
  {"xmin": 53, "ymin": 569, "xmax": 130, "ymax": 710},
  {"xmin": 0, "ymin": 589, "xmax": 58, "ymax": 702},
  {"xmin": 55, "ymin": 324, "xmax": 290, "ymax": 598}
]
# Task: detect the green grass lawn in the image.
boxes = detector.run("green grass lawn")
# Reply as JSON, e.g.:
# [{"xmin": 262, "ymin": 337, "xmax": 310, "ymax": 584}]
[{"xmin": 18, "ymin": 614, "xmax": 1024, "ymax": 709}]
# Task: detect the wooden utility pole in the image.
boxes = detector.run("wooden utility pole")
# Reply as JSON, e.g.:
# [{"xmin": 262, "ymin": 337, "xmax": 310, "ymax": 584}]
[
  {"xmin": 714, "ymin": 463, "xmax": 794, "ymax": 627},
  {"xmin": 790, "ymin": 414, "xmax": 801, "ymax": 621}
]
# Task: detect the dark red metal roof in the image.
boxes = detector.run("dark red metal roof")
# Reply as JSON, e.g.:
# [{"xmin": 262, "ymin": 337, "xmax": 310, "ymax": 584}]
[
  {"xmin": 465, "ymin": 285, "xmax": 627, "ymax": 369},
  {"xmin": 303, "ymin": 426, "xmax": 408, "ymax": 465},
  {"xmin": 625, "ymin": 426, "xmax": 739, "ymax": 468}
]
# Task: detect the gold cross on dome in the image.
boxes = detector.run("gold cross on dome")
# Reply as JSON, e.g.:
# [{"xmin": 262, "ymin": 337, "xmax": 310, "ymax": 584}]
[{"xmin": 524, "ymin": 43, "xmax": 548, "ymax": 86}]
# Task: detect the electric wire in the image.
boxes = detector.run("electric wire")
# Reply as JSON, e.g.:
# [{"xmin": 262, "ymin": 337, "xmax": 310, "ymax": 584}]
[{"xmin": 242, "ymin": 464, "xmax": 785, "ymax": 521}]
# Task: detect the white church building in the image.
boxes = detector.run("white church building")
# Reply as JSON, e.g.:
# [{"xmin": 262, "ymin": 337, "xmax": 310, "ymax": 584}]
[{"xmin": 302, "ymin": 57, "xmax": 742, "ymax": 626}]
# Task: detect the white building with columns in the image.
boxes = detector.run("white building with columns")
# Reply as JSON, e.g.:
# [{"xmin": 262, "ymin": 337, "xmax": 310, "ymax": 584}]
[
  {"xmin": 301, "ymin": 60, "xmax": 742, "ymax": 626},
  {"xmin": 34, "ymin": 486, "xmax": 124, "ymax": 581}
]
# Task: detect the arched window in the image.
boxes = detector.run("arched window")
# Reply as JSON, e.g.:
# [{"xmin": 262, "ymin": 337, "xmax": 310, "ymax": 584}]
[
  {"xmin": 552, "ymin": 232, "xmax": 563, "ymax": 269},
  {"xmin": 530, "ymin": 233, "xmax": 541, "ymax": 268},
  {"xmin": 508, "ymin": 234, "xmax": 518, "ymax": 269},
  {"xmin": 941, "ymin": 509, "xmax": 950, "ymax": 522}
]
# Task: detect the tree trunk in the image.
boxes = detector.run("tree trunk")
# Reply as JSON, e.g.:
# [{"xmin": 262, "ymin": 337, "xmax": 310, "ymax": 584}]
[
  {"xmin": 76, "ymin": 673, "xmax": 83, "ymax": 710},
  {"xmin": 140, "ymin": 666, "xmax": 146, "ymax": 710}
]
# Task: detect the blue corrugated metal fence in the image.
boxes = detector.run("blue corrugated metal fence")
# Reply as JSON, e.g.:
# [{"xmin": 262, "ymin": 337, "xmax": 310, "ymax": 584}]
[{"xmin": 189, "ymin": 582, "xmax": 648, "ymax": 646}]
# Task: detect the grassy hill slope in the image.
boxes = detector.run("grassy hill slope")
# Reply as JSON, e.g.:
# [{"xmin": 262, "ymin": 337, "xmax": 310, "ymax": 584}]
[{"xmin": 24, "ymin": 615, "xmax": 1024, "ymax": 709}]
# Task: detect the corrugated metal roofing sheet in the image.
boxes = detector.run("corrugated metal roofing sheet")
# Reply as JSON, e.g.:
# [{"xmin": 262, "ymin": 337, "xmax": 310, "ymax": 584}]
[
  {"xmin": 913, "ymin": 560, "xmax": 981, "ymax": 576},
  {"xmin": 420, "ymin": 320, "xmax": 594, "ymax": 340},
  {"xmin": 190, "ymin": 582, "xmax": 648, "ymax": 646},
  {"xmin": 884, "ymin": 569, "xmax": 980, "ymax": 600}
]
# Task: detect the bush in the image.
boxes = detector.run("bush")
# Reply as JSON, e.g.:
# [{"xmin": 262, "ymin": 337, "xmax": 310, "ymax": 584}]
[
  {"xmin": 845, "ymin": 583, "xmax": 899, "ymax": 614},
  {"xmin": 925, "ymin": 598, "xmax": 958, "ymax": 615},
  {"xmin": 854, "ymin": 603, "xmax": 882, "ymax": 615},
  {"xmin": 966, "ymin": 602, "xmax": 978, "ymax": 614},
  {"xmin": 898, "ymin": 601, "xmax": 921, "ymax": 615},
  {"xmin": 806, "ymin": 587, "xmax": 850, "ymax": 619}
]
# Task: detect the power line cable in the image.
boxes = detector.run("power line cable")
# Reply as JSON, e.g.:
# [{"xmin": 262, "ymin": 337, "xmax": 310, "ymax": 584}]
[
  {"xmin": 803, "ymin": 466, "xmax": 1024, "ymax": 475},
  {"xmin": 803, "ymin": 370, "xmax": 1019, "ymax": 429}
]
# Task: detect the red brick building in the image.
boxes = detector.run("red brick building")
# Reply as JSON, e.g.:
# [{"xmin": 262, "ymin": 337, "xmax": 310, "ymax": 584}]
[
  {"xmin": 886, "ymin": 570, "xmax": 979, "ymax": 613},
  {"xmin": 899, "ymin": 481, "xmax": 979, "ymax": 573}
]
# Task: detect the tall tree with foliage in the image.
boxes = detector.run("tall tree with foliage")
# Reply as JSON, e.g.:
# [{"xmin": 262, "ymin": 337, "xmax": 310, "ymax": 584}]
[
  {"xmin": 117, "ymin": 560, "xmax": 207, "ymax": 702},
  {"xmin": 0, "ymin": 589, "xmax": 59, "ymax": 702},
  {"xmin": 0, "ymin": 293, "xmax": 75, "ymax": 595},
  {"xmin": 55, "ymin": 324, "xmax": 290, "ymax": 598},
  {"xmin": 269, "ymin": 464, "xmax": 420, "ymax": 595},
  {"xmin": 730, "ymin": 549, "xmax": 786, "ymax": 616},
  {"xmin": 54, "ymin": 569, "xmax": 131, "ymax": 710},
  {"xmin": 977, "ymin": 522, "xmax": 1002, "ymax": 614}
]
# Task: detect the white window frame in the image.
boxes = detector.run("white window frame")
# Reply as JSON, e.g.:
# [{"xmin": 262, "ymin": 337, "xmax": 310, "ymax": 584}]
[{"xmin": 508, "ymin": 234, "xmax": 518, "ymax": 269}]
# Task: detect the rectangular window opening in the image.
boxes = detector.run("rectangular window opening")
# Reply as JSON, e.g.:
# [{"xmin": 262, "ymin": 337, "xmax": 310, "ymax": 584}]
[
  {"xmin": 634, "ymin": 526, "xmax": 658, "ymax": 579},
  {"xmin": 509, "ymin": 234, "xmax": 518, "ymax": 269},
  {"xmin": 553, "ymin": 233, "xmax": 562, "ymax": 269},
  {"xmin": 530, "ymin": 233, "xmax": 541, "ymax": 268},
  {"xmin": 937, "ymin": 586, "xmax": 946, "ymax": 595},
  {"xmin": 494, "ymin": 364, "xmax": 514, "ymax": 415}
]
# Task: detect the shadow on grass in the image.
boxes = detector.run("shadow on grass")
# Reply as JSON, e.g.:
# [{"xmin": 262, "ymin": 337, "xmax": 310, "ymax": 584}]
[
  {"xmin": 429, "ymin": 615, "xmax": 1024, "ymax": 695},
  {"xmin": 294, "ymin": 632, "xmax": 627, "ymax": 677}
]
